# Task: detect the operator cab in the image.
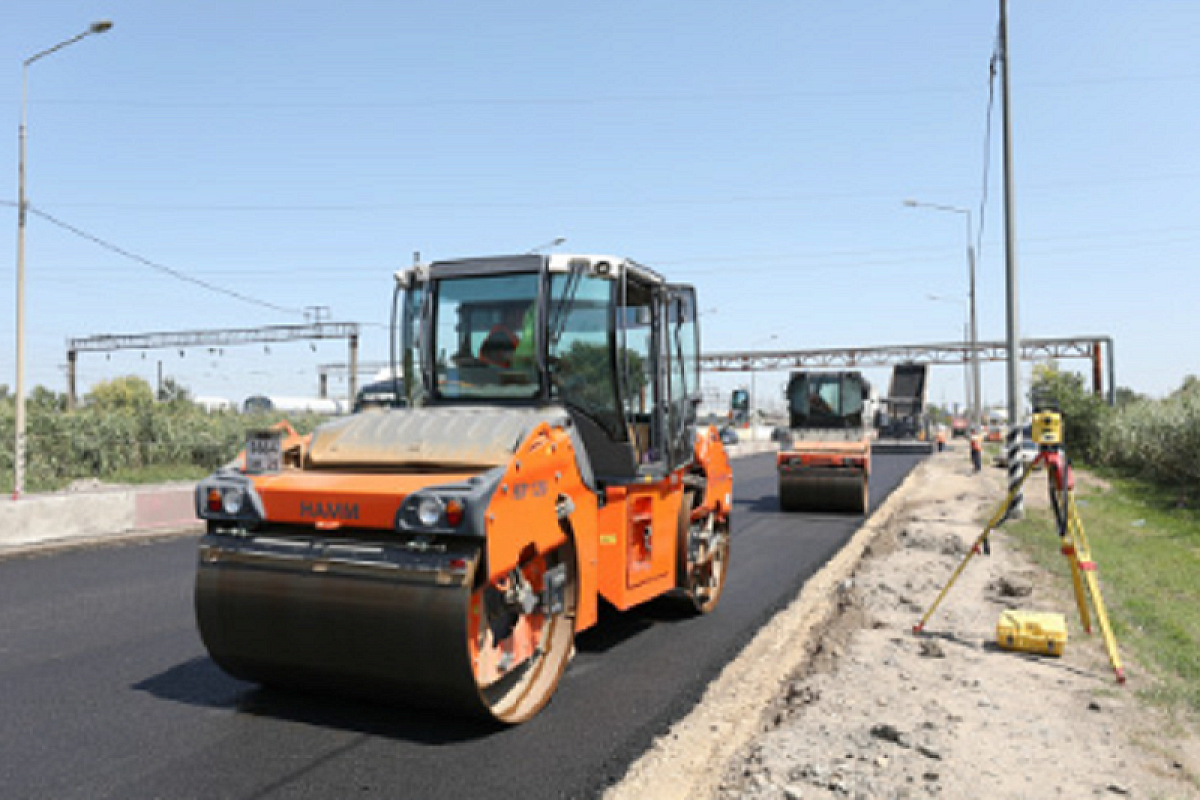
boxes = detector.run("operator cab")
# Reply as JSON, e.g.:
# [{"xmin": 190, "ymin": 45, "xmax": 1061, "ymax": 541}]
[
  {"xmin": 396, "ymin": 254, "xmax": 701, "ymax": 483},
  {"xmin": 786, "ymin": 371, "xmax": 870, "ymax": 430}
]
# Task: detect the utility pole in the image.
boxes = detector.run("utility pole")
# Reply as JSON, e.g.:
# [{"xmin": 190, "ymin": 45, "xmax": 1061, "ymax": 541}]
[
  {"xmin": 12, "ymin": 21, "xmax": 113, "ymax": 499},
  {"xmin": 1000, "ymin": 0, "xmax": 1024, "ymax": 518},
  {"xmin": 967, "ymin": 237, "xmax": 981, "ymax": 430}
]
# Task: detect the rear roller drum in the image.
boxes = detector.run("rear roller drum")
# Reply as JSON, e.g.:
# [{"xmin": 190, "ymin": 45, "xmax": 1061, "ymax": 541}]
[
  {"xmin": 678, "ymin": 498, "xmax": 730, "ymax": 614},
  {"xmin": 468, "ymin": 540, "xmax": 578, "ymax": 723}
]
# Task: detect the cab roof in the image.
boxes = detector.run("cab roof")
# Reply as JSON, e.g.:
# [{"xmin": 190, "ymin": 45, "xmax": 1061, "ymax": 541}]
[{"xmin": 422, "ymin": 253, "xmax": 665, "ymax": 285}]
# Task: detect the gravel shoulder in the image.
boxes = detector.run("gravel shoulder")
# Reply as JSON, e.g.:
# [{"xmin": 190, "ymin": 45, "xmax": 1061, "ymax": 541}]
[{"xmin": 607, "ymin": 443, "xmax": 1200, "ymax": 800}]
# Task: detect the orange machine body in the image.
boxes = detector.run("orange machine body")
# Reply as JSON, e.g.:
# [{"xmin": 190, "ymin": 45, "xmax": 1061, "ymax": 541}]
[
  {"xmin": 229, "ymin": 420, "xmax": 732, "ymax": 635},
  {"xmin": 776, "ymin": 437, "xmax": 871, "ymax": 472}
]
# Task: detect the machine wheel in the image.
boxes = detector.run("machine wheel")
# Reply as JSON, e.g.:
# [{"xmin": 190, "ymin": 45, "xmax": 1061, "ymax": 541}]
[
  {"xmin": 677, "ymin": 495, "xmax": 730, "ymax": 614},
  {"xmin": 468, "ymin": 539, "xmax": 578, "ymax": 724}
]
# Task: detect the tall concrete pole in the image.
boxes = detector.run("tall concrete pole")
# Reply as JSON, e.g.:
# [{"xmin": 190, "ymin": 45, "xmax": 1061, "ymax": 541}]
[
  {"xmin": 14, "ymin": 62, "xmax": 30, "ymax": 498},
  {"xmin": 1000, "ymin": 0, "xmax": 1024, "ymax": 518},
  {"xmin": 12, "ymin": 21, "xmax": 112, "ymax": 499}
]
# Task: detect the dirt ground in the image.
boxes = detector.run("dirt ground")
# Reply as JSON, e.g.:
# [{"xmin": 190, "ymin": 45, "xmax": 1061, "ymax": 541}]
[{"xmin": 607, "ymin": 443, "xmax": 1200, "ymax": 800}]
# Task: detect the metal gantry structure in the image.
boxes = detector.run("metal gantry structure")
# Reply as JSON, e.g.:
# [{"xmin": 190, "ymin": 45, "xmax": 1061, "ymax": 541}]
[
  {"xmin": 316, "ymin": 335, "xmax": 1115, "ymax": 405},
  {"xmin": 66, "ymin": 322, "xmax": 360, "ymax": 408},
  {"xmin": 702, "ymin": 336, "xmax": 1114, "ymax": 404}
]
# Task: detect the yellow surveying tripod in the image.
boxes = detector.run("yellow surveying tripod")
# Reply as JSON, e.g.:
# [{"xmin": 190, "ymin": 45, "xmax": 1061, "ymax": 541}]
[{"xmin": 912, "ymin": 407, "xmax": 1126, "ymax": 683}]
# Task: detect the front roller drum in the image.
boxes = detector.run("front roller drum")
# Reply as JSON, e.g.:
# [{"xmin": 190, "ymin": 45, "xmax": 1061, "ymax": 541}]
[
  {"xmin": 778, "ymin": 468, "xmax": 868, "ymax": 514},
  {"xmin": 195, "ymin": 533, "xmax": 578, "ymax": 724}
]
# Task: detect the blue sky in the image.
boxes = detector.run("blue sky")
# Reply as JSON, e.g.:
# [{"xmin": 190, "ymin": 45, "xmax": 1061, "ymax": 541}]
[{"xmin": 2, "ymin": 2, "xmax": 1197, "ymax": 410}]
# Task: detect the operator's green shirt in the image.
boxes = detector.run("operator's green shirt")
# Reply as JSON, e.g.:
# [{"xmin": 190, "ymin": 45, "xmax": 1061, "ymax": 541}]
[{"xmin": 513, "ymin": 303, "xmax": 536, "ymax": 364}]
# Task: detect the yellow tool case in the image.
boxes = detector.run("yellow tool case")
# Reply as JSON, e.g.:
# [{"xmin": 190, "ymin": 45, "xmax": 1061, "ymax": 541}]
[{"xmin": 997, "ymin": 610, "xmax": 1068, "ymax": 656}]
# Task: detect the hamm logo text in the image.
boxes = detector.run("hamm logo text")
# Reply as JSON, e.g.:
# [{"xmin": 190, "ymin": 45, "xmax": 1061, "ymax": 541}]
[{"xmin": 300, "ymin": 501, "xmax": 360, "ymax": 521}]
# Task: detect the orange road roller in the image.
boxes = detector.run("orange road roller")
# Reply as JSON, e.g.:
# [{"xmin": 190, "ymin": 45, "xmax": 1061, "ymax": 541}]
[
  {"xmin": 194, "ymin": 254, "xmax": 733, "ymax": 723},
  {"xmin": 776, "ymin": 370, "xmax": 872, "ymax": 514}
]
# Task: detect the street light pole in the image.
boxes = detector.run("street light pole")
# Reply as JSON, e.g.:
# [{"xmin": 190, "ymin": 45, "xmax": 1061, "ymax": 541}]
[
  {"xmin": 967, "ymin": 230, "xmax": 980, "ymax": 430},
  {"xmin": 903, "ymin": 199, "xmax": 982, "ymax": 429},
  {"xmin": 13, "ymin": 20, "xmax": 112, "ymax": 500},
  {"xmin": 526, "ymin": 237, "xmax": 566, "ymax": 255}
]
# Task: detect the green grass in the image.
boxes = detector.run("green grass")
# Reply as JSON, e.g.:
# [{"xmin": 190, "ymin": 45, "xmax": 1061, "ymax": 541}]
[
  {"xmin": 1002, "ymin": 470, "xmax": 1200, "ymax": 719},
  {"xmin": 103, "ymin": 464, "xmax": 214, "ymax": 486},
  {"xmin": 4, "ymin": 463, "xmax": 215, "ymax": 494}
]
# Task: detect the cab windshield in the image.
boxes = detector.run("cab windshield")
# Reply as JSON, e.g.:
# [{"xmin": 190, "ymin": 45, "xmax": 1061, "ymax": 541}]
[
  {"xmin": 432, "ymin": 272, "xmax": 541, "ymax": 400},
  {"xmin": 790, "ymin": 374, "xmax": 863, "ymax": 420}
]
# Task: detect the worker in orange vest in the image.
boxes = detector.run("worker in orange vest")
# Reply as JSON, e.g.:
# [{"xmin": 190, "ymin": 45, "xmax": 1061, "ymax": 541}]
[
  {"xmin": 969, "ymin": 427, "xmax": 983, "ymax": 473},
  {"xmin": 935, "ymin": 426, "xmax": 947, "ymax": 453}
]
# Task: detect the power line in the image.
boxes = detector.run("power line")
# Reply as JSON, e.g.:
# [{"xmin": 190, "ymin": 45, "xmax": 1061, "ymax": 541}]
[
  {"xmin": 8, "ymin": 167, "xmax": 1199, "ymax": 214},
  {"xmin": 20, "ymin": 204, "xmax": 307, "ymax": 317},
  {"xmin": 975, "ymin": 28, "xmax": 1001, "ymax": 264},
  {"xmin": 27, "ymin": 73, "xmax": 1200, "ymax": 111}
]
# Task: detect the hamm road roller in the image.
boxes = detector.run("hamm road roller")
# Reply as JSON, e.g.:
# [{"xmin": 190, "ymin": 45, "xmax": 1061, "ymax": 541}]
[
  {"xmin": 776, "ymin": 370, "xmax": 872, "ymax": 513},
  {"xmin": 194, "ymin": 254, "xmax": 733, "ymax": 723}
]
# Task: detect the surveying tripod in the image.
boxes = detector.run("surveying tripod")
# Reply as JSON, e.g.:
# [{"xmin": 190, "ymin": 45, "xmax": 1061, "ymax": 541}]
[{"xmin": 912, "ymin": 408, "xmax": 1126, "ymax": 683}]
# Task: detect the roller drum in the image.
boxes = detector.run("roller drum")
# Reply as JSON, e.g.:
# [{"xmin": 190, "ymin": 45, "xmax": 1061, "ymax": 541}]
[
  {"xmin": 778, "ymin": 468, "xmax": 868, "ymax": 514},
  {"xmin": 196, "ymin": 530, "xmax": 578, "ymax": 723},
  {"xmin": 196, "ymin": 533, "xmax": 483, "ymax": 714}
]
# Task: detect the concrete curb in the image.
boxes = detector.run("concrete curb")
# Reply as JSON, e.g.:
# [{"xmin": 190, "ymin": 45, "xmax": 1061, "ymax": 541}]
[{"xmin": 0, "ymin": 483, "xmax": 201, "ymax": 555}]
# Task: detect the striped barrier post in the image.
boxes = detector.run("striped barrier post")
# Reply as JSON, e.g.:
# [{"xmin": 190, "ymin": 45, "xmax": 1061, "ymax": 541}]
[{"xmin": 1006, "ymin": 424, "xmax": 1024, "ymax": 519}]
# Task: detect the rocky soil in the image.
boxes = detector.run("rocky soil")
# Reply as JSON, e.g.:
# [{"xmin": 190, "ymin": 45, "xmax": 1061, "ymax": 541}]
[{"xmin": 607, "ymin": 443, "xmax": 1200, "ymax": 800}]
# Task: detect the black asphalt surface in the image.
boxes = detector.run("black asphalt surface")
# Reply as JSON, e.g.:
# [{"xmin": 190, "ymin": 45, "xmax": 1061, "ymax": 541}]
[{"xmin": 0, "ymin": 451, "xmax": 924, "ymax": 800}]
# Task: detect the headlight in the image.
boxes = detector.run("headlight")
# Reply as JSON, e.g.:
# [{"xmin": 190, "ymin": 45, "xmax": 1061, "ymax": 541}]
[
  {"xmin": 197, "ymin": 475, "xmax": 262, "ymax": 524},
  {"xmin": 395, "ymin": 477, "xmax": 487, "ymax": 535},
  {"xmin": 416, "ymin": 496, "xmax": 444, "ymax": 527},
  {"xmin": 221, "ymin": 486, "xmax": 244, "ymax": 515}
]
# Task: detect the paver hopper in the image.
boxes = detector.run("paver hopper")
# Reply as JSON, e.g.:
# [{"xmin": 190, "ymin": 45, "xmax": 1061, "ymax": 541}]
[{"xmin": 874, "ymin": 362, "xmax": 933, "ymax": 454}]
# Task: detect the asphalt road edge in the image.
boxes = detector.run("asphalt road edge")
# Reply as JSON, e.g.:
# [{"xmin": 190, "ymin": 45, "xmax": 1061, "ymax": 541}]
[{"xmin": 604, "ymin": 455, "xmax": 935, "ymax": 800}]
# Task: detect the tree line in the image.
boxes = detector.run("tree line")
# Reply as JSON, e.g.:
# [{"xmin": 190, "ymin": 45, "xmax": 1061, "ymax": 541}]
[{"xmin": 0, "ymin": 376, "xmax": 324, "ymax": 494}]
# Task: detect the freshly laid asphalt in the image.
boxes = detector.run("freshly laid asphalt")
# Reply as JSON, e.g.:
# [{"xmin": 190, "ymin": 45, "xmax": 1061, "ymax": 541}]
[{"xmin": 0, "ymin": 450, "xmax": 924, "ymax": 800}]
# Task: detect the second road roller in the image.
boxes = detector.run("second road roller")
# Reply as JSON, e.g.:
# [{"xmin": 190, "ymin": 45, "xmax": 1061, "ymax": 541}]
[
  {"xmin": 194, "ymin": 253, "xmax": 734, "ymax": 724},
  {"xmin": 776, "ymin": 370, "xmax": 872, "ymax": 513}
]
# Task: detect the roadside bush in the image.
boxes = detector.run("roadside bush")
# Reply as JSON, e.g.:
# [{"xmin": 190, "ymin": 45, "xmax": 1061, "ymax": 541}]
[
  {"xmin": 1029, "ymin": 367, "xmax": 1199, "ymax": 503},
  {"xmin": 0, "ymin": 398, "xmax": 13, "ymax": 483},
  {"xmin": 1, "ymin": 397, "xmax": 328, "ymax": 494},
  {"xmin": 1097, "ymin": 390, "xmax": 1200, "ymax": 499},
  {"xmin": 1030, "ymin": 363, "xmax": 1110, "ymax": 461}
]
